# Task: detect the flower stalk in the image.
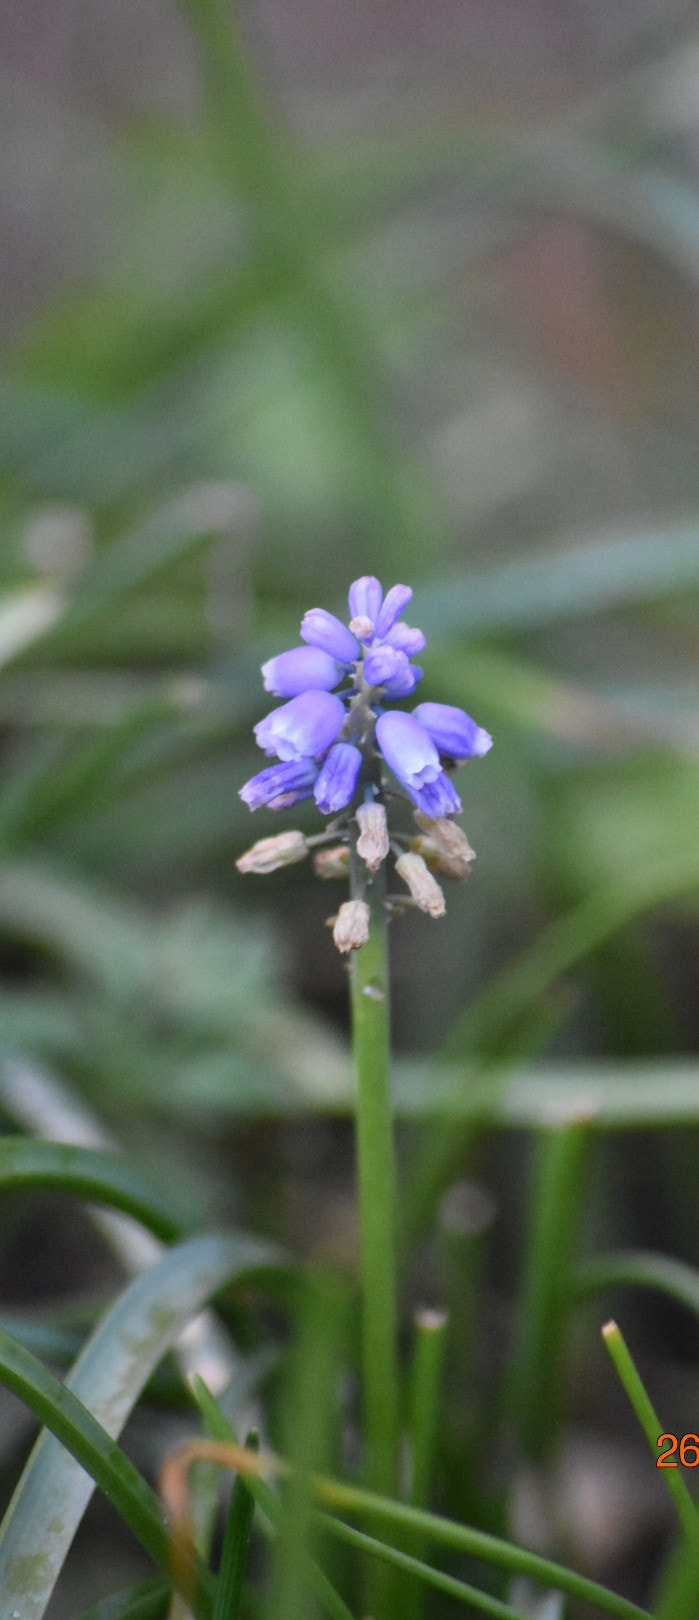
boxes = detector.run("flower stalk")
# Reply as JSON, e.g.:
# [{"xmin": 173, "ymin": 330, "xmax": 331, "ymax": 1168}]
[
  {"xmin": 236, "ymin": 573, "xmax": 492, "ymax": 1549},
  {"xmin": 348, "ymin": 823, "xmax": 400, "ymax": 1501}
]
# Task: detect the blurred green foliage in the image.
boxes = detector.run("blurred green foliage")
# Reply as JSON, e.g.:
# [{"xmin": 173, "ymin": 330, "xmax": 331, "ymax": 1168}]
[{"xmin": 0, "ymin": 0, "xmax": 699, "ymax": 1612}]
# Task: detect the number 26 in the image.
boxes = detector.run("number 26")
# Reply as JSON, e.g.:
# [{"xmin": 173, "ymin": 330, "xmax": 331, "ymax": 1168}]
[{"xmin": 657, "ymin": 1433, "xmax": 699, "ymax": 1467}]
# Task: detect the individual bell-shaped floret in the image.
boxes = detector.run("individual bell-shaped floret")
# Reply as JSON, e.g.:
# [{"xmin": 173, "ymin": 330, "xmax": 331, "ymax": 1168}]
[
  {"xmin": 300, "ymin": 608, "xmax": 359, "ymax": 665},
  {"xmin": 255, "ymin": 691, "xmax": 346, "ymax": 762},
  {"xmin": 412, "ymin": 702, "xmax": 492, "ymax": 763},
  {"xmin": 314, "ymin": 743, "xmax": 362, "ymax": 814},
  {"xmin": 261, "ymin": 646, "xmax": 344, "ymax": 697}
]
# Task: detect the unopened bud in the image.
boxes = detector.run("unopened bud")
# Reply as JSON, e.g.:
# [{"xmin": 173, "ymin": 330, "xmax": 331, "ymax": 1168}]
[
  {"xmin": 314, "ymin": 843, "xmax": 350, "ymax": 879},
  {"xmin": 356, "ymin": 802, "xmax": 389, "ymax": 873},
  {"xmin": 395, "ymin": 852, "xmax": 446, "ymax": 918},
  {"xmin": 236, "ymin": 830, "xmax": 308, "ymax": 875},
  {"xmin": 413, "ymin": 812, "xmax": 475, "ymax": 879},
  {"xmin": 348, "ymin": 614, "xmax": 373, "ymax": 641},
  {"xmin": 333, "ymin": 899, "xmax": 371, "ymax": 953}
]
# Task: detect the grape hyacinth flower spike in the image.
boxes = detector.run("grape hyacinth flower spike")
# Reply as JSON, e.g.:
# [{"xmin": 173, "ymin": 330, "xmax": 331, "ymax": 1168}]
[{"xmin": 238, "ymin": 576, "xmax": 492, "ymax": 947}]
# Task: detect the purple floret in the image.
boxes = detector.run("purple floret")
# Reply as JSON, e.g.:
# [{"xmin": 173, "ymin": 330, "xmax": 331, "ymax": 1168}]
[
  {"xmin": 240, "ymin": 758, "xmax": 318, "ymax": 811},
  {"xmin": 314, "ymin": 743, "xmax": 362, "ymax": 813},
  {"xmin": 262, "ymin": 646, "xmax": 345, "ymax": 697},
  {"xmin": 254, "ymin": 690, "xmax": 346, "ymax": 762}
]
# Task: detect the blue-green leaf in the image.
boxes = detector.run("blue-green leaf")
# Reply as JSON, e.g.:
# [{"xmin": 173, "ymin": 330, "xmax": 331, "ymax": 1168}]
[{"xmin": 0, "ymin": 1230, "xmax": 285, "ymax": 1617}]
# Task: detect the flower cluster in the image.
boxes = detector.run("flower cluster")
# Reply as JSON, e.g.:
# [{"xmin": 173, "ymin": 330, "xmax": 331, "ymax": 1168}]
[
  {"xmin": 238, "ymin": 577, "xmax": 492, "ymax": 947},
  {"xmin": 240, "ymin": 579, "xmax": 490, "ymax": 816}
]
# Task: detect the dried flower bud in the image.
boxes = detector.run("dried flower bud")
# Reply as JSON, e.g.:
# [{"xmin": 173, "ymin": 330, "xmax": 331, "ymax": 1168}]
[
  {"xmin": 236, "ymin": 830, "xmax": 308, "ymax": 875},
  {"xmin": 412, "ymin": 835, "xmax": 471, "ymax": 881},
  {"xmin": 356, "ymin": 802, "xmax": 389, "ymax": 873},
  {"xmin": 333, "ymin": 899, "xmax": 371, "ymax": 953},
  {"xmin": 413, "ymin": 812, "xmax": 475, "ymax": 879},
  {"xmin": 313, "ymin": 844, "xmax": 350, "ymax": 879},
  {"xmin": 395, "ymin": 852, "xmax": 446, "ymax": 917}
]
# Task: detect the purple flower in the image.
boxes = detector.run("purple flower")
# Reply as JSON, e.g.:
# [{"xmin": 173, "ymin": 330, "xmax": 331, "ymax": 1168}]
[
  {"xmin": 383, "ymin": 622, "xmax": 426, "ymax": 656},
  {"xmin": 240, "ymin": 758, "xmax": 318, "ymax": 811},
  {"xmin": 363, "ymin": 645, "xmax": 409, "ymax": 688},
  {"xmin": 348, "ymin": 576, "xmax": 382, "ymax": 631},
  {"xmin": 375, "ymin": 584, "xmax": 413, "ymax": 639},
  {"xmin": 382, "ymin": 663, "xmax": 423, "ymax": 699},
  {"xmin": 413, "ymin": 702, "xmax": 493, "ymax": 761},
  {"xmin": 412, "ymin": 772, "xmax": 463, "ymax": 817},
  {"xmin": 314, "ymin": 743, "xmax": 362, "ymax": 813},
  {"xmin": 375, "ymin": 711, "xmax": 441, "ymax": 793},
  {"xmin": 300, "ymin": 608, "xmax": 359, "ymax": 665},
  {"xmin": 240, "ymin": 576, "xmax": 492, "ymax": 828},
  {"xmin": 262, "ymin": 646, "xmax": 344, "ymax": 698},
  {"xmin": 255, "ymin": 691, "xmax": 345, "ymax": 761}
]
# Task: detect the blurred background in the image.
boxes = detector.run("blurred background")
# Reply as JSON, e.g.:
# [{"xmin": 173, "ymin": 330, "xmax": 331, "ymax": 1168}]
[{"xmin": 0, "ymin": 0, "xmax": 699, "ymax": 1613}]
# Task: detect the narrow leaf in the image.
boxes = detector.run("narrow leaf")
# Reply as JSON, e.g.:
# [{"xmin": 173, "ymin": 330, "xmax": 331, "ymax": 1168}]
[
  {"xmin": 419, "ymin": 524, "xmax": 699, "ymax": 641},
  {"xmin": 212, "ymin": 1430, "xmax": 258, "ymax": 1620},
  {"xmin": 318, "ymin": 1512, "xmax": 530, "ymax": 1619},
  {"xmin": 577, "ymin": 1250, "xmax": 699, "ymax": 1322},
  {"xmin": 0, "ymin": 1136, "xmax": 181, "ymax": 1242},
  {"xmin": 191, "ymin": 1377, "xmax": 355, "ymax": 1620},
  {"xmin": 11, "ymin": 485, "xmax": 251, "ymax": 661},
  {"xmin": 78, "ymin": 1577, "xmax": 170, "ymax": 1620},
  {"xmin": 0, "ymin": 1231, "xmax": 285, "ymax": 1617},
  {"xmin": 602, "ymin": 1320, "xmax": 699, "ymax": 1544}
]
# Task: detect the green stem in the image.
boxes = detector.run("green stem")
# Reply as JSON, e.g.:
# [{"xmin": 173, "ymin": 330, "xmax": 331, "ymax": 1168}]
[
  {"xmin": 402, "ymin": 1308, "xmax": 449, "ymax": 1620},
  {"xmin": 602, "ymin": 1320, "xmax": 699, "ymax": 1545},
  {"xmin": 349, "ymin": 838, "xmax": 400, "ymax": 1501},
  {"xmin": 408, "ymin": 1308, "xmax": 448, "ymax": 1511},
  {"xmin": 507, "ymin": 1120, "xmax": 590, "ymax": 1463}
]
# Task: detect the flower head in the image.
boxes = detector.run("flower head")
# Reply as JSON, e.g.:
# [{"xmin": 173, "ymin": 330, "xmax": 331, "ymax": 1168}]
[{"xmin": 238, "ymin": 576, "xmax": 492, "ymax": 947}]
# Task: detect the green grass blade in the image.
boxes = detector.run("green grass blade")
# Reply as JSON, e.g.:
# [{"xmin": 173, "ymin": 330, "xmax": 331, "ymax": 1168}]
[
  {"xmin": 0, "ymin": 1231, "xmax": 284, "ymax": 1617},
  {"xmin": 446, "ymin": 843, "xmax": 699, "ymax": 1062},
  {"xmin": 418, "ymin": 524, "xmax": 699, "ymax": 641},
  {"xmin": 181, "ymin": 0, "xmax": 432, "ymax": 570},
  {"xmin": 0, "ymin": 861, "xmax": 152, "ymax": 1001},
  {"xmin": 408, "ymin": 1307, "xmax": 448, "ymax": 1512},
  {"xmin": 576, "ymin": 1250, "xmax": 699, "ymax": 1321},
  {"xmin": 0, "ymin": 1313, "xmax": 83, "ymax": 1363},
  {"xmin": 78, "ymin": 1578, "xmax": 170, "ymax": 1619},
  {"xmin": 601, "ymin": 1320, "xmax": 699, "ymax": 1545},
  {"xmin": 0, "ymin": 1136, "xmax": 182, "ymax": 1241},
  {"xmin": 212, "ymin": 1430, "xmax": 258, "ymax": 1620},
  {"xmin": 0, "ymin": 691, "xmax": 182, "ymax": 851},
  {"xmin": 312, "ymin": 1477, "xmax": 650, "ymax": 1620},
  {"xmin": 191, "ymin": 1377, "xmax": 356, "ymax": 1620},
  {"xmin": 402, "ymin": 1307, "xmax": 449, "ymax": 1620},
  {"xmin": 655, "ymin": 1536, "xmax": 699, "ymax": 1620},
  {"xmin": 0, "ymin": 1329, "xmax": 173, "ymax": 1580},
  {"xmin": 317, "ymin": 1513, "xmax": 531, "ymax": 1620},
  {"xmin": 268, "ymin": 1273, "xmax": 351, "ymax": 1620},
  {"xmin": 507, "ymin": 1121, "xmax": 590, "ymax": 1461},
  {"xmin": 15, "ymin": 487, "xmax": 247, "ymax": 661}
]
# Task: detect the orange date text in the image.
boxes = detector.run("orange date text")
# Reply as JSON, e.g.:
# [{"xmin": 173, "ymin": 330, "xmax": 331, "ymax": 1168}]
[{"xmin": 656, "ymin": 1433, "xmax": 699, "ymax": 1467}]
